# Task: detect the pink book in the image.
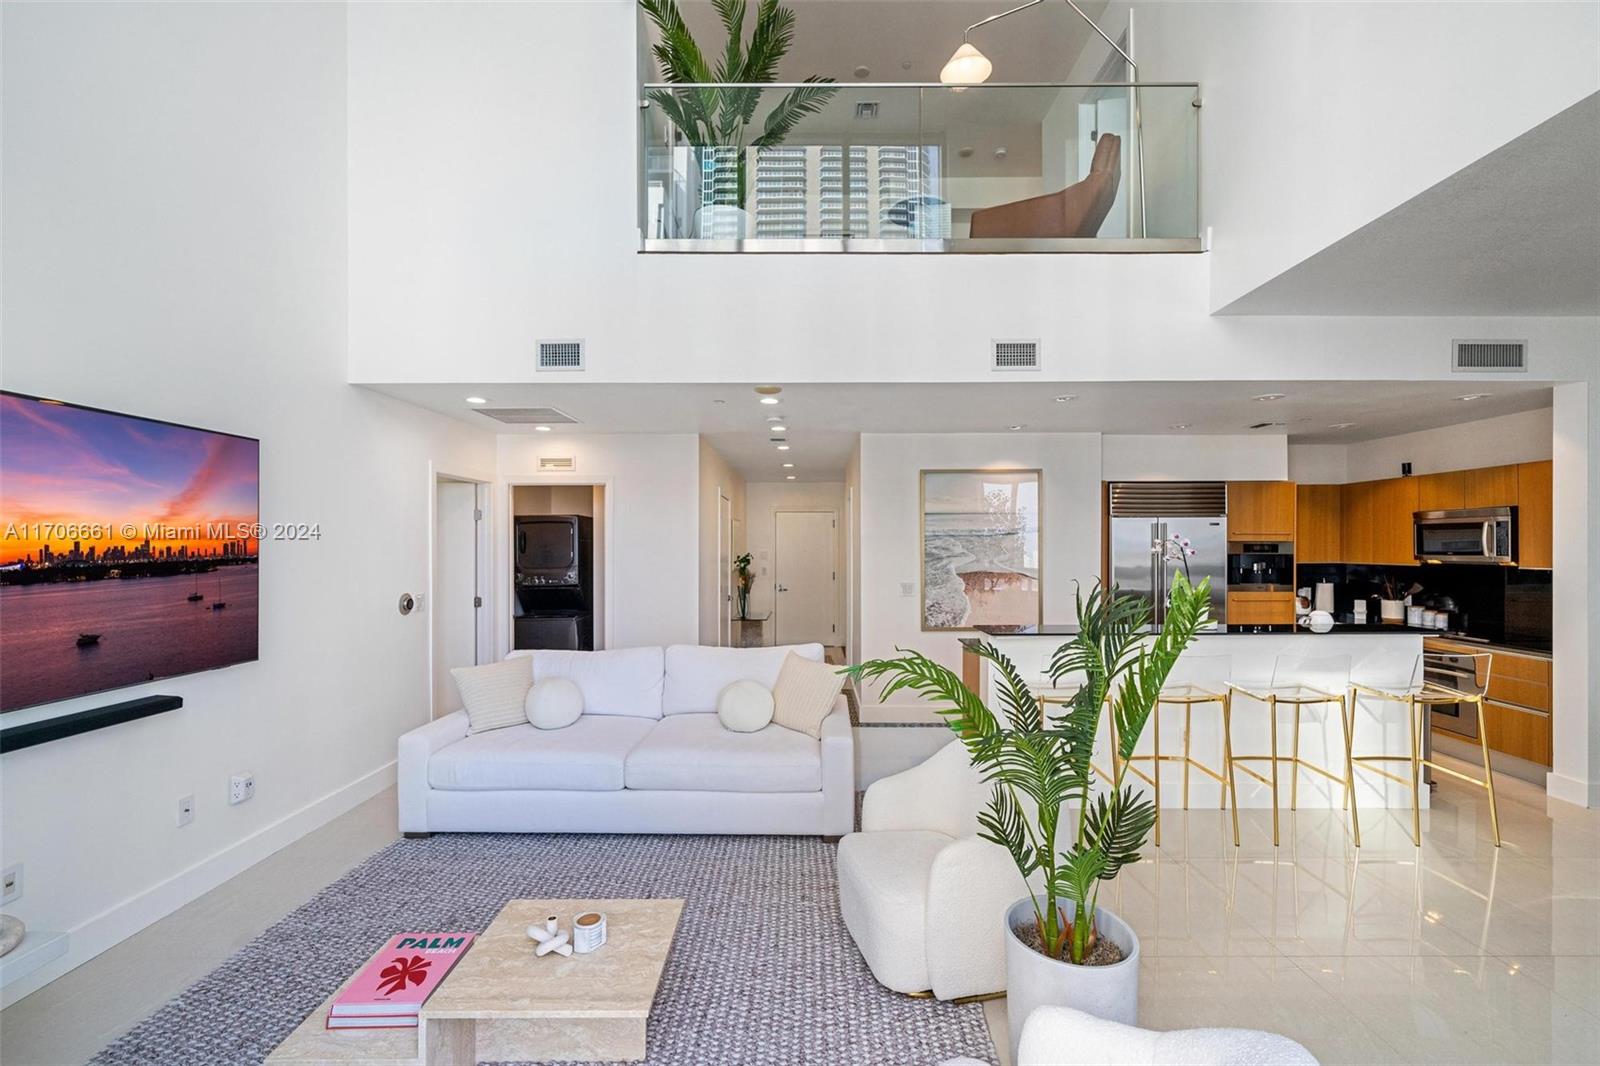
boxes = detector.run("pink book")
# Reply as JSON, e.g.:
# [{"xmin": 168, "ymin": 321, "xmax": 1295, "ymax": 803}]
[{"xmin": 328, "ymin": 933, "xmax": 476, "ymax": 1021}]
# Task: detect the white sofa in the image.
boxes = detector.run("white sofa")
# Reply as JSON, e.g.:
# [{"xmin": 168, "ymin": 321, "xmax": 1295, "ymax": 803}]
[
  {"xmin": 398, "ymin": 643, "xmax": 854, "ymax": 837},
  {"xmin": 837, "ymin": 739, "xmax": 1027, "ymax": 1000}
]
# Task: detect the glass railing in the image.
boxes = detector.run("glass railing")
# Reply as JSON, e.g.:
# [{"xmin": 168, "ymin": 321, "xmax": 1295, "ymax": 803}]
[{"xmin": 640, "ymin": 82, "xmax": 1199, "ymax": 251}]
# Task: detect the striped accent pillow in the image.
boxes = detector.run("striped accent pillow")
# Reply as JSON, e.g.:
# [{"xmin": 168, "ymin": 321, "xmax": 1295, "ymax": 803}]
[
  {"xmin": 452, "ymin": 658, "xmax": 533, "ymax": 734},
  {"xmin": 770, "ymin": 653, "xmax": 845, "ymax": 739}
]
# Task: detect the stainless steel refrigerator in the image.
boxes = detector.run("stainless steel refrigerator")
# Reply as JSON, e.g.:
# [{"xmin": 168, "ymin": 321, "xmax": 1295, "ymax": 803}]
[{"xmin": 1108, "ymin": 482, "xmax": 1228, "ymax": 626}]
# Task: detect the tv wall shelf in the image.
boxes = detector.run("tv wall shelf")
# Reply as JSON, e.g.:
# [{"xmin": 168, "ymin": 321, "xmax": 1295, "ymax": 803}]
[{"xmin": 0, "ymin": 694, "xmax": 183, "ymax": 753}]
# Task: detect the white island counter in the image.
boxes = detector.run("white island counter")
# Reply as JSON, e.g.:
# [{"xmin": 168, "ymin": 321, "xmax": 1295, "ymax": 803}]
[{"xmin": 961, "ymin": 624, "xmax": 1434, "ymax": 809}]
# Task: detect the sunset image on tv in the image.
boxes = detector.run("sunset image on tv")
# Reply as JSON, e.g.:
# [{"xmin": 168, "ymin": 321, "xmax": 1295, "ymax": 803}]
[{"xmin": 0, "ymin": 393, "xmax": 260, "ymax": 711}]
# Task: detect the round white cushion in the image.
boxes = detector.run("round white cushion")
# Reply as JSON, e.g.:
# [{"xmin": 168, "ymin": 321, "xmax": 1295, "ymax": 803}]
[
  {"xmin": 717, "ymin": 679, "xmax": 775, "ymax": 733},
  {"xmin": 526, "ymin": 677, "xmax": 584, "ymax": 730}
]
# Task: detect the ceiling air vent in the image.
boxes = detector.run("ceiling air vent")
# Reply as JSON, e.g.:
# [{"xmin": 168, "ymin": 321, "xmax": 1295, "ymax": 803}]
[
  {"xmin": 854, "ymin": 101, "xmax": 880, "ymax": 120},
  {"xmin": 475, "ymin": 407, "xmax": 580, "ymax": 425},
  {"xmin": 537, "ymin": 339, "xmax": 585, "ymax": 372},
  {"xmin": 1452, "ymin": 339, "xmax": 1527, "ymax": 372},
  {"xmin": 991, "ymin": 339, "xmax": 1040, "ymax": 371},
  {"xmin": 537, "ymin": 456, "xmax": 577, "ymax": 473}
]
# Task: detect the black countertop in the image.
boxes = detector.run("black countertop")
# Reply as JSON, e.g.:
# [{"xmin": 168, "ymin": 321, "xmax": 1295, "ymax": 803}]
[{"xmin": 961, "ymin": 622, "xmax": 1551, "ymax": 656}]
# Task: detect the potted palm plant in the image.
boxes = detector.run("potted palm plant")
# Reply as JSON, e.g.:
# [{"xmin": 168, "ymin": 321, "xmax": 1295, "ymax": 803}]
[
  {"xmin": 640, "ymin": 0, "xmax": 838, "ymax": 219},
  {"xmin": 849, "ymin": 573, "xmax": 1210, "ymax": 1052}
]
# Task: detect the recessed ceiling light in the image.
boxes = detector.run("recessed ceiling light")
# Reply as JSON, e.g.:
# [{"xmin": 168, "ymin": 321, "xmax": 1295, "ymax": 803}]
[
  {"xmin": 782, "ymin": 463, "xmax": 795, "ymax": 468},
  {"xmin": 786, "ymin": 475, "xmax": 797, "ymax": 480},
  {"xmin": 1169, "ymin": 423, "xmax": 1190, "ymax": 430},
  {"xmin": 1329, "ymin": 422, "xmax": 1357, "ymax": 429},
  {"xmin": 764, "ymin": 415, "xmax": 784, "ymax": 423},
  {"xmin": 776, "ymin": 443, "xmax": 790, "ymax": 450},
  {"xmin": 769, "ymin": 424, "xmax": 787, "ymax": 432},
  {"xmin": 713, "ymin": 399, "xmax": 726, "ymax": 406},
  {"xmin": 465, "ymin": 396, "xmax": 488, "ymax": 405},
  {"xmin": 1053, "ymin": 394, "xmax": 1077, "ymax": 403},
  {"xmin": 1456, "ymin": 393, "xmax": 1491, "ymax": 401},
  {"xmin": 534, "ymin": 425, "xmax": 552, "ymax": 432},
  {"xmin": 1009, "ymin": 424, "xmax": 1027, "ymax": 431},
  {"xmin": 958, "ymin": 146, "xmax": 975, "ymax": 158},
  {"xmin": 854, "ymin": 65, "xmax": 870, "ymax": 78},
  {"xmin": 759, "ymin": 396, "xmax": 781, "ymax": 405},
  {"xmin": 1251, "ymin": 392, "xmax": 1286, "ymax": 402}
]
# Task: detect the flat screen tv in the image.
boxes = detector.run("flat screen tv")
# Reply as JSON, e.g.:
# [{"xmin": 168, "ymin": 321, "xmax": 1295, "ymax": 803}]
[{"xmin": 0, "ymin": 392, "xmax": 260, "ymax": 712}]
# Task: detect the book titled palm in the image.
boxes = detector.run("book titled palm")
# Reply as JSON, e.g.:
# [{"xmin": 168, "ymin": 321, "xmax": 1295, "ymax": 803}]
[{"xmin": 326, "ymin": 933, "xmax": 476, "ymax": 1028}]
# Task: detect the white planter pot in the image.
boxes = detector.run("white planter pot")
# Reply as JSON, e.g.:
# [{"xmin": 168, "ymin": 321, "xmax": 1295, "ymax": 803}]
[{"xmin": 1003, "ymin": 897, "xmax": 1140, "ymax": 1064}]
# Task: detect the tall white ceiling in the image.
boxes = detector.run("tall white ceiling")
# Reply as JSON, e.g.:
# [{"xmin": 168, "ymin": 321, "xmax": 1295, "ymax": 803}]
[{"xmin": 1221, "ymin": 92, "xmax": 1600, "ymax": 316}]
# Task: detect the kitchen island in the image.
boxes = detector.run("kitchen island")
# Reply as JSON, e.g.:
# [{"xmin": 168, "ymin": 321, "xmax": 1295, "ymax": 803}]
[{"xmin": 960, "ymin": 623, "xmax": 1435, "ymax": 809}]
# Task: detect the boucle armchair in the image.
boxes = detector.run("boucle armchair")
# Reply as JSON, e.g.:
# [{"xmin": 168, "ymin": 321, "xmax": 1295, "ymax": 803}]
[
  {"xmin": 836, "ymin": 740, "xmax": 1027, "ymax": 1000},
  {"xmin": 1018, "ymin": 1006, "xmax": 1320, "ymax": 1066}
]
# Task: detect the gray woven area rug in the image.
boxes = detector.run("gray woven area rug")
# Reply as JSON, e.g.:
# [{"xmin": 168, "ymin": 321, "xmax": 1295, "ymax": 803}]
[{"xmin": 91, "ymin": 833, "xmax": 995, "ymax": 1066}]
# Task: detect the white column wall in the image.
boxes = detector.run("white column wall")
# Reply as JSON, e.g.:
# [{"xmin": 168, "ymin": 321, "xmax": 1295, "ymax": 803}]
[{"xmin": 1550, "ymin": 382, "xmax": 1599, "ymax": 808}]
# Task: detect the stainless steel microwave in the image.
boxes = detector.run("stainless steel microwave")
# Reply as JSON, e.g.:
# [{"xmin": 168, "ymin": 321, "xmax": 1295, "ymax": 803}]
[{"xmin": 1414, "ymin": 507, "xmax": 1516, "ymax": 565}]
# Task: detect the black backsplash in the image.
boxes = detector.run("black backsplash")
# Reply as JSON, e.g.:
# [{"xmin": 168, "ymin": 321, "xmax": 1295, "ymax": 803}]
[{"xmin": 1296, "ymin": 562, "xmax": 1552, "ymax": 651}]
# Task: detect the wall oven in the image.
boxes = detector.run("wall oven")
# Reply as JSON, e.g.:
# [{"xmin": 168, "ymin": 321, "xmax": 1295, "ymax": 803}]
[
  {"xmin": 1414, "ymin": 507, "xmax": 1516, "ymax": 565},
  {"xmin": 1426, "ymin": 650, "xmax": 1487, "ymax": 739}
]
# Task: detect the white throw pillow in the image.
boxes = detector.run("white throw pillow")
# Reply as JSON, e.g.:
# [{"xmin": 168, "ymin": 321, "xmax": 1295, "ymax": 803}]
[
  {"xmin": 717, "ymin": 679, "xmax": 775, "ymax": 733},
  {"xmin": 526, "ymin": 677, "xmax": 585, "ymax": 730},
  {"xmin": 770, "ymin": 653, "xmax": 846, "ymax": 738},
  {"xmin": 452, "ymin": 658, "xmax": 533, "ymax": 734}
]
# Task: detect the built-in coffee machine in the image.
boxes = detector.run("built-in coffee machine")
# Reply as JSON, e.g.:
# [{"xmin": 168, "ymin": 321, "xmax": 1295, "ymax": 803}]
[{"xmin": 1227, "ymin": 541, "xmax": 1295, "ymax": 590}]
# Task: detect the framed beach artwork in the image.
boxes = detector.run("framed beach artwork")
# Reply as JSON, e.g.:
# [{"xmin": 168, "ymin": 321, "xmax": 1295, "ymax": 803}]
[{"xmin": 920, "ymin": 469, "xmax": 1042, "ymax": 631}]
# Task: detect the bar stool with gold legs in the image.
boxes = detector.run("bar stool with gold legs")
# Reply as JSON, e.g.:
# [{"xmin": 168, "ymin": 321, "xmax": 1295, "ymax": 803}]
[
  {"xmin": 1122, "ymin": 654, "xmax": 1238, "ymax": 846},
  {"xmin": 1227, "ymin": 654, "xmax": 1360, "ymax": 848},
  {"xmin": 1350, "ymin": 650, "xmax": 1501, "ymax": 847}
]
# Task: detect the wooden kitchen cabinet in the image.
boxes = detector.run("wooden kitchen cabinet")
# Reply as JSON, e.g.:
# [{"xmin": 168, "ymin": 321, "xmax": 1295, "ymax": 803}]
[
  {"xmin": 1340, "ymin": 481, "xmax": 1376, "ymax": 563},
  {"xmin": 1415, "ymin": 471, "xmax": 1466, "ymax": 512},
  {"xmin": 1483, "ymin": 702, "xmax": 1552, "ymax": 766},
  {"xmin": 1227, "ymin": 481, "xmax": 1297, "ymax": 541},
  {"xmin": 1517, "ymin": 460, "xmax": 1552, "ymax": 568},
  {"xmin": 1227, "ymin": 590, "xmax": 1296, "ymax": 625},
  {"xmin": 1295, "ymin": 484, "xmax": 1342, "ymax": 563},
  {"xmin": 1463, "ymin": 464, "xmax": 1519, "ymax": 508},
  {"xmin": 1370, "ymin": 476, "xmax": 1419, "ymax": 565}
]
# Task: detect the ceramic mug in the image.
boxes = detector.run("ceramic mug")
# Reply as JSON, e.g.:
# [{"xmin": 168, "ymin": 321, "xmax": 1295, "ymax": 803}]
[{"xmin": 573, "ymin": 911, "xmax": 607, "ymax": 954}]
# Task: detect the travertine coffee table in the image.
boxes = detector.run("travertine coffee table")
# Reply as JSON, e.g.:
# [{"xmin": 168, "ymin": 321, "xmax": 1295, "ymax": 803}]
[
  {"xmin": 267, "ymin": 898, "xmax": 682, "ymax": 1066},
  {"xmin": 420, "ymin": 898, "xmax": 683, "ymax": 1064}
]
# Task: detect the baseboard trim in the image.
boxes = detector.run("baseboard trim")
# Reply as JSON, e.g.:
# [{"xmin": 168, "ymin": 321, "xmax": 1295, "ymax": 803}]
[
  {"xmin": 1545, "ymin": 771, "xmax": 1600, "ymax": 810},
  {"xmin": 1, "ymin": 760, "xmax": 396, "ymax": 1007}
]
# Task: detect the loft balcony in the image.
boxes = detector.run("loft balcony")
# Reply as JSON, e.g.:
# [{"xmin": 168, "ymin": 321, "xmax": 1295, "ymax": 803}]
[{"xmin": 640, "ymin": 82, "xmax": 1200, "ymax": 253}]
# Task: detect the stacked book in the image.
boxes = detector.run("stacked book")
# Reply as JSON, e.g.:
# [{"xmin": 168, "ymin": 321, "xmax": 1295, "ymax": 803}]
[{"xmin": 326, "ymin": 933, "xmax": 475, "ymax": 1030}]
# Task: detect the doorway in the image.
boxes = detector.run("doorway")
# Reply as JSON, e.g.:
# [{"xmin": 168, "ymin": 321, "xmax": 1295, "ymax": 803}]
[
  {"xmin": 510, "ymin": 483, "xmax": 607, "ymax": 652},
  {"xmin": 432, "ymin": 475, "xmax": 488, "ymax": 718},
  {"xmin": 774, "ymin": 510, "xmax": 837, "ymax": 646}
]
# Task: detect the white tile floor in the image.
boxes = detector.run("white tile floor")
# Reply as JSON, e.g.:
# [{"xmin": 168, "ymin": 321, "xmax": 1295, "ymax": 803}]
[{"xmin": 3, "ymin": 755, "xmax": 1597, "ymax": 1065}]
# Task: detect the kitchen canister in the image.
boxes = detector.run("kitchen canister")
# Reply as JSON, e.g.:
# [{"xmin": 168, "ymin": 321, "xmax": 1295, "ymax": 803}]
[
  {"xmin": 1407, "ymin": 605, "xmax": 1425, "ymax": 626},
  {"xmin": 573, "ymin": 911, "xmax": 607, "ymax": 954}
]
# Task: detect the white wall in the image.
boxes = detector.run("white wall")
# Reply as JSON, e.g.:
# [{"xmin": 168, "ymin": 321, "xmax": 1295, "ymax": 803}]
[
  {"xmin": 1284, "ymin": 408, "xmax": 1555, "ymax": 486},
  {"xmin": 343, "ymin": 0, "xmax": 1600, "ymax": 390},
  {"xmin": 1344, "ymin": 407, "xmax": 1554, "ymax": 482},
  {"xmin": 0, "ymin": 1, "xmax": 496, "ymax": 1003},
  {"xmin": 1550, "ymin": 382, "xmax": 1598, "ymax": 807},
  {"xmin": 1116, "ymin": 1, "xmax": 1600, "ymax": 311},
  {"xmin": 498, "ymin": 434, "xmax": 698, "ymax": 653},
  {"xmin": 697, "ymin": 438, "xmax": 747, "ymax": 646},
  {"xmin": 856, "ymin": 433, "xmax": 1103, "ymax": 720},
  {"xmin": 1102, "ymin": 434, "xmax": 1287, "ymax": 481},
  {"xmin": 744, "ymin": 482, "xmax": 849, "ymax": 642}
]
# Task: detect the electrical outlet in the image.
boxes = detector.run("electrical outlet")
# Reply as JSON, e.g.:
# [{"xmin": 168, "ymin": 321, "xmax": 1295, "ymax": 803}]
[
  {"xmin": 2, "ymin": 864, "xmax": 21, "ymax": 904},
  {"xmin": 899, "ymin": 582, "xmax": 916, "ymax": 597},
  {"xmin": 229, "ymin": 773, "xmax": 255, "ymax": 806},
  {"xmin": 177, "ymin": 794, "xmax": 195, "ymax": 827}
]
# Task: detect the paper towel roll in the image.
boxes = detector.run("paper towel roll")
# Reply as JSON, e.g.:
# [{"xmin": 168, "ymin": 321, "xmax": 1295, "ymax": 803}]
[{"xmin": 1314, "ymin": 582, "xmax": 1335, "ymax": 613}]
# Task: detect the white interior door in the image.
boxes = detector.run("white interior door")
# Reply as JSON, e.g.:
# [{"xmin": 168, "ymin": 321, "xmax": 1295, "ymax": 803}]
[
  {"xmin": 774, "ymin": 510, "xmax": 836, "ymax": 646},
  {"xmin": 717, "ymin": 491, "xmax": 732, "ymax": 647},
  {"xmin": 434, "ymin": 479, "xmax": 479, "ymax": 716}
]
